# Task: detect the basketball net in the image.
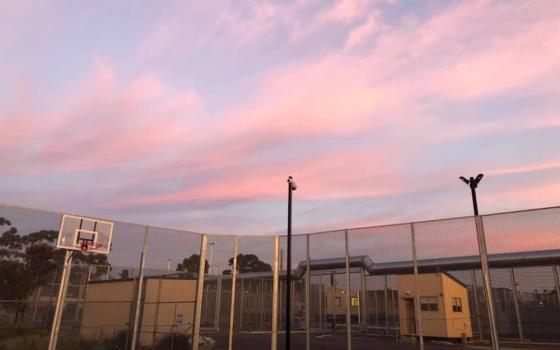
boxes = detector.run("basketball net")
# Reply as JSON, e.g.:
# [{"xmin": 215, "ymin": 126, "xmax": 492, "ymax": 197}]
[{"xmin": 79, "ymin": 242, "xmax": 102, "ymax": 251}]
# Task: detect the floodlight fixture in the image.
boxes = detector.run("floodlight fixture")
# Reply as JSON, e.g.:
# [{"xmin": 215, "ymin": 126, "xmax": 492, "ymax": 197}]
[
  {"xmin": 475, "ymin": 173, "xmax": 484, "ymax": 183},
  {"xmin": 459, "ymin": 173, "xmax": 484, "ymax": 215}
]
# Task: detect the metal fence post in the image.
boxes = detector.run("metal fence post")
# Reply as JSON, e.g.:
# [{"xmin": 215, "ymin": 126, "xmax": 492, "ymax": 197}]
[
  {"xmin": 471, "ymin": 269, "xmax": 484, "ymax": 341},
  {"xmin": 360, "ymin": 267, "xmax": 367, "ymax": 325},
  {"xmin": 394, "ymin": 288, "xmax": 400, "ymax": 342},
  {"xmin": 279, "ymin": 279, "xmax": 283, "ymax": 330},
  {"xmin": 271, "ymin": 236, "xmax": 280, "ymax": 350},
  {"xmin": 331, "ymin": 271, "xmax": 337, "ymax": 332},
  {"xmin": 384, "ymin": 275, "xmax": 389, "ymax": 336},
  {"xmin": 192, "ymin": 234, "xmax": 208, "ymax": 350},
  {"xmin": 203, "ymin": 284, "xmax": 210, "ymax": 325},
  {"xmin": 475, "ymin": 215, "xmax": 499, "ymax": 350},
  {"xmin": 130, "ymin": 226, "xmax": 149, "ymax": 350},
  {"xmin": 410, "ymin": 223, "xmax": 424, "ymax": 350},
  {"xmin": 48, "ymin": 250, "xmax": 73, "ymax": 350},
  {"xmin": 510, "ymin": 268, "xmax": 523, "ymax": 342},
  {"xmin": 228, "ymin": 236, "xmax": 239, "ymax": 350},
  {"xmin": 344, "ymin": 230, "xmax": 352, "ymax": 350},
  {"xmin": 554, "ymin": 265, "xmax": 560, "ymax": 308},
  {"xmin": 239, "ymin": 278, "xmax": 244, "ymax": 330},
  {"xmin": 319, "ymin": 275, "xmax": 323, "ymax": 330},
  {"xmin": 291, "ymin": 282, "xmax": 295, "ymax": 332},
  {"xmin": 215, "ymin": 275, "xmax": 222, "ymax": 332},
  {"xmin": 305, "ymin": 234, "xmax": 311, "ymax": 350},
  {"xmin": 374, "ymin": 286, "xmax": 378, "ymax": 326},
  {"xmin": 260, "ymin": 279, "xmax": 265, "ymax": 329},
  {"xmin": 152, "ymin": 275, "xmax": 163, "ymax": 345}
]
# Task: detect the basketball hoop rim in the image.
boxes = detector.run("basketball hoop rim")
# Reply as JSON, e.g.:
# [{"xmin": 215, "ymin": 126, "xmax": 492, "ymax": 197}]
[{"xmin": 78, "ymin": 242, "xmax": 103, "ymax": 251}]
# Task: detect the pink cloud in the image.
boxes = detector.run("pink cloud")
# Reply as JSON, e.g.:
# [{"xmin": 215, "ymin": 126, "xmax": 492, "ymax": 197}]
[
  {"xmin": 1, "ymin": 58, "xmax": 200, "ymax": 174},
  {"xmin": 484, "ymin": 179, "xmax": 560, "ymax": 212},
  {"xmin": 326, "ymin": 0, "xmax": 560, "ymax": 106},
  {"xmin": 344, "ymin": 13, "xmax": 381, "ymax": 50},
  {"xmin": 112, "ymin": 144, "xmax": 416, "ymax": 209},
  {"xmin": 221, "ymin": 55, "xmax": 380, "ymax": 137},
  {"xmin": 211, "ymin": 0, "xmax": 560, "ymax": 155},
  {"xmin": 108, "ymin": 0, "xmax": 560, "ymax": 210},
  {"xmin": 318, "ymin": 0, "xmax": 370, "ymax": 23},
  {"xmin": 3, "ymin": 0, "xmax": 560, "ymax": 236},
  {"xmin": 488, "ymin": 161, "xmax": 560, "ymax": 177},
  {"xmin": 138, "ymin": 0, "xmax": 305, "ymax": 58}
]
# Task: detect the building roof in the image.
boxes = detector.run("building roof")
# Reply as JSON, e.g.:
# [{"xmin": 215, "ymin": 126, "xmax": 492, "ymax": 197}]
[{"xmin": 89, "ymin": 248, "xmax": 560, "ymax": 284}]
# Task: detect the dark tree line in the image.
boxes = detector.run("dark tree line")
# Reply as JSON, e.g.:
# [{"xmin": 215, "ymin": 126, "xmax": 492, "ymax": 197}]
[
  {"xmin": 176, "ymin": 254, "xmax": 209, "ymax": 273},
  {"xmin": 227, "ymin": 254, "xmax": 271, "ymax": 274},
  {"xmin": 0, "ymin": 217, "xmax": 108, "ymax": 323},
  {"xmin": 175, "ymin": 253, "xmax": 271, "ymax": 275}
]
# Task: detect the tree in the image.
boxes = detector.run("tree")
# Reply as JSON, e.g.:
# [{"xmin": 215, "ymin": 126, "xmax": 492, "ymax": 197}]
[
  {"xmin": 119, "ymin": 269, "xmax": 130, "ymax": 279},
  {"xmin": 227, "ymin": 254, "xmax": 271, "ymax": 274},
  {"xmin": 0, "ymin": 217, "xmax": 109, "ymax": 323},
  {"xmin": 176, "ymin": 254, "xmax": 208, "ymax": 274}
]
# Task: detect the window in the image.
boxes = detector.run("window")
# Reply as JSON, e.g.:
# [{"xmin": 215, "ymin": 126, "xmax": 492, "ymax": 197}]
[
  {"xmin": 351, "ymin": 297, "xmax": 360, "ymax": 307},
  {"xmin": 420, "ymin": 296, "xmax": 438, "ymax": 311},
  {"xmin": 452, "ymin": 297, "xmax": 463, "ymax": 312},
  {"xmin": 335, "ymin": 297, "xmax": 341, "ymax": 307}
]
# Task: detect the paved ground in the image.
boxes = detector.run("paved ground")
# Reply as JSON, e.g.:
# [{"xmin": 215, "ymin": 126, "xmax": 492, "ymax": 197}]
[{"xmin": 200, "ymin": 331, "xmax": 560, "ymax": 350}]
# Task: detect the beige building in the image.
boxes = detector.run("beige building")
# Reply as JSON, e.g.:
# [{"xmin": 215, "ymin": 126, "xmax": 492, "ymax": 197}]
[
  {"xmin": 80, "ymin": 275, "xmax": 197, "ymax": 346},
  {"xmin": 324, "ymin": 287, "xmax": 360, "ymax": 322},
  {"xmin": 398, "ymin": 273, "xmax": 472, "ymax": 340},
  {"xmin": 80, "ymin": 271, "xmax": 472, "ymax": 346}
]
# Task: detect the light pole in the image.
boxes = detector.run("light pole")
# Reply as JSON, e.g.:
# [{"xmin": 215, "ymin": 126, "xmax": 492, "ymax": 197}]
[
  {"xmin": 459, "ymin": 173, "xmax": 500, "ymax": 350},
  {"xmin": 459, "ymin": 174, "xmax": 483, "ymax": 215},
  {"xmin": 286, "ymin": 176, "xmax": 297, "ymax": 350},
  {"xmin": 208, "ymin": 242, "xmax": 216, "ymax": 275}
]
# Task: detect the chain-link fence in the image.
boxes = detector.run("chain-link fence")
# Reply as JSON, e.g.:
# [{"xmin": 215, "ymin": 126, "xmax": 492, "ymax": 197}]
[{"xmin": 1, "ymin": 203, "xmax": 560, "ymax": 350}]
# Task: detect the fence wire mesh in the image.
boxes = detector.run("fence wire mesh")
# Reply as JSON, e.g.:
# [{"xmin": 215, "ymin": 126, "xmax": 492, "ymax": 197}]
[{"xmin": 1, "ymin": 203, "xmax": 560, "ymax": 350}]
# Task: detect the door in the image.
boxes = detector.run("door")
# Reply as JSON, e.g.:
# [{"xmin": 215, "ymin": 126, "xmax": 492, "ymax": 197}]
[{"xmin": 403, "ymin": 298, "xmax": 416, "ymax": 335}]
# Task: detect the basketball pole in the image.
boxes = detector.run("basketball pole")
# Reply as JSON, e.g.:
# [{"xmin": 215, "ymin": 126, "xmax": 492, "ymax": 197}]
[{"xmin": 48, "ymin": 249, "xmax": 73, "ymax": 350}]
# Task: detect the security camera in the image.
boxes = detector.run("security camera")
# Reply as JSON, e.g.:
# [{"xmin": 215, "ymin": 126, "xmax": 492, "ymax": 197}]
[{"xmin": 287, "ymin": 176, "xmax": 297, "ymax": 191}]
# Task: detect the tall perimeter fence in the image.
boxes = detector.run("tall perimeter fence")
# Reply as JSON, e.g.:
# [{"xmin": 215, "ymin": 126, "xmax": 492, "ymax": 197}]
[{"xmin": 1, "ymin": 203, "xmax": 560, "ymax": 350}]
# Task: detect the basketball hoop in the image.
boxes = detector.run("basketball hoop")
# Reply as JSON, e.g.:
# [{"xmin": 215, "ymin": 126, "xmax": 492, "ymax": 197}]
[{"xmin": 57, "ymin": 214, "xmax": 113, "ymax": 255}]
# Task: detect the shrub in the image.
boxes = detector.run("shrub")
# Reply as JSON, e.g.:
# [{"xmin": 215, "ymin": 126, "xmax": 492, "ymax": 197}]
[
  {"xmin": 57, "ymin": 334, "xmax": 98, "ymax": 350},
  {"xmin": 1, "ymin": 334, "xmax": 48, "ymax": 350},
  {"xmin": 102, "ymin": 330, "xmax": 128, "ymax": 350},
  {"xmin": 155, "ymin": 334, "xmax": 190, "ymax": 350},
  {"xmin": 0, "ymin": 329, "xmax": 129, "ymax": 350}
]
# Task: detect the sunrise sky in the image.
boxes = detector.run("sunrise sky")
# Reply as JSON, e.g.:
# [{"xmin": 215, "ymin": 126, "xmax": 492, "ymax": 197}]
[{"xmin": 1, "ymin": 0, "xmax": 560, "ymax": 235}]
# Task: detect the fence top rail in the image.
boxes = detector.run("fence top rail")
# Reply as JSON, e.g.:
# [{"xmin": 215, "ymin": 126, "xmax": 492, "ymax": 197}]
[
  {"xmin": 0, "ymin": 201, "xmax": 205, "ymax": 237},
  {"xmin": 2, "ymin": 201, "xmax": 560, "ymax": 239},
  {"xmin": 292, "ymin": 204, "xmax": 560, "ymax": 237}
]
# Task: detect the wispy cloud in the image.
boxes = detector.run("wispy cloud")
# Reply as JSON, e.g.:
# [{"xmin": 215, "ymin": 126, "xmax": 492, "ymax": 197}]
[{"xmin": 1, "ymin": 0, "xmax": 559, "ymax": 234}]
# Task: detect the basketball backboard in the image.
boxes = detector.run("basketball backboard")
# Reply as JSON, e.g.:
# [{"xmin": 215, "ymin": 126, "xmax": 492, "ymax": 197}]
[{"xmin": 56, "ymin": 214, "xmax": 114, "ymax": 254}]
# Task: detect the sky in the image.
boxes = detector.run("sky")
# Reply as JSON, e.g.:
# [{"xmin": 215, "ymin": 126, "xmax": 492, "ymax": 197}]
[{"xmin": 1, "ymin": 0, "xmax": 560, "ymax": 236}]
